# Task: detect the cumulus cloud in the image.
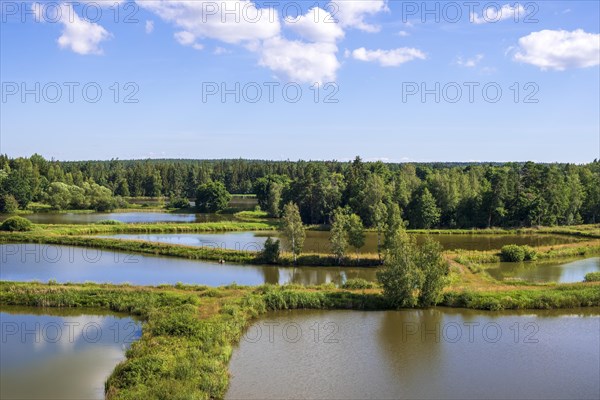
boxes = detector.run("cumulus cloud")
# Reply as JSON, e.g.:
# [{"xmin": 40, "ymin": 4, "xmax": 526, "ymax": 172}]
[
  {"xmin": 285, "ymin": 7, "xmax": 344, "ymax": 43},
  {"xmin": 471, "ymin": 3, "xmax": 525, "ymax": 24},
  {"xmin": 352, "ymin": 47, "xmax": 426, "ymax": 67},
  {"xmin": 31, "ymin": 2, "xmax": 111, "ymax": 55},
  {"xmin": 513, "ymin": 29, "xmax": 600, "ymax": 70},
  {"xmin": 259, "ymin": 37, "xmax": 340, "ymax": 83},
  {"xmin": 136, "ymin": 0, "xmax": 280, "ymax": 46},
  {"xmin": 456, "ymin": 54, "xmax": 484, "ymax": 68},
  {"xmin": 334, "ymin": 0, "xmax": 389, "ymax": 32},
  {"xmin": 174, "ymin": 31, "xmax": 204, "ymax": 50},
  {"xmin": 135, "ymin": 0, "xmax": 390, "ymax": 82}
]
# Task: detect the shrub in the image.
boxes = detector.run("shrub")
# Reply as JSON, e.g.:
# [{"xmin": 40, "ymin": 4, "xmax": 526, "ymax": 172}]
[
  {"xmin": 166, "ymin": 197, "xmax": 190, "ymax": 209},
  {"xmin": 584, "ymin": 272, "xmax": 600, "ymax": 282},
  {"xmin": 501, "ymin": 245, "xmax": 526, "ymax": 262},
  {"xmin": 0, "ymin": 216, "xmax": 33, "ymax": 231},
  {"xmin": 522, "ymin": 245, "xmax": 538, "ymax": 261},
  {"xmin": 0, "ymin": 194, "xmax": 19, "ymax": 213},
  {"xmin": 259, "ymin": 237, "xmax": 280, "ymax": 264},
  {"xmin": 96, "ymin": 219, "xmax": 124, "ymax": 225},
  {"xmin": 342, "ymin": 278, "xmax": 376, "ymax": 290}
]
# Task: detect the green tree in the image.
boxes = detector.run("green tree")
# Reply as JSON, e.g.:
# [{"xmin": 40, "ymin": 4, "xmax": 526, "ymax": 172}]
[
  {"xmin": 44, "ymin": 182, "xmax": 73, "ymax": 210},
  {"xmin": 417, "ymin": 238, "xmax": 449, "ymax": 306},
  {"xmin": 410, "ymin": 188, "xmax": 441, "ymax": 229},
  {"xmin": 281, "ymin": 202, "xmax": 305, "ymax": 263},
  {"xmin": 266, "ymin": 182, "xmax": 283, "ymax": 217},
  {"xmin": 195, "ymin": 181, "xmax": 231, "ymax": 213},
  {"xmin": 377, "ymin": 233, "xmax": 448, "ymax": 308},
  {"xmin": 383, "ymin": 202, "xmax": 404, "ymax": 251},
  {"xmin": 115, "ymin": 178, "xmax": 130, "ymax": 197},
  {"xmin": 259, "ymin": 237, "xmax": 280, "ymax": 264},
  {"xmin": 0, "ymin": 194, "xmax": 19, "ymax": 213},
  {"xmin": 329, "ymin": 208, "xmax": 349, "ymax": 263},
  {"xmin": 377, "ymin": 232, "xmax": 423, "ymax": 308},
  {"xmin": 347, "ymin": 213, "xmax": 365, "ymax": 258},
  {"xmin": 372, "ymin": 201, "xmax": 387, "ymax": 262},
  {"xmin": 84, "ymin": 182, "xmax": 117, "ymax": 211}
]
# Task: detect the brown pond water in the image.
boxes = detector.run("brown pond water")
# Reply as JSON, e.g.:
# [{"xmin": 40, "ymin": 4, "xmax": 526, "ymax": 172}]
[
  {"xmin": 0, "ymin": 306, "xmax": 141, "ymax": 399},
  {"xmin": 227, "ymin": 308, "xmax": 600, "ymax": 400}
]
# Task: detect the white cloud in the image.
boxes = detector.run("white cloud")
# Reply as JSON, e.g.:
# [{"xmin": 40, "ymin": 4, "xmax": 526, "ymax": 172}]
[
  {"xmin": 31, "ymin": 2, "xmax": 111, "ymax": 54},
  {"xmin": 397, "ymin": 30, "xmax": 409, "ymax": 37},
  {"xmin": 513, "ymin": 29, "xmax": 600, "ymax": 70},
  {"xmin": 136, "ymin": 0, "xmax": 280, "ymax": 46},
  {"xmin": 334, "ymin": 0, "xmax": 388, "ymax": 32},
  {"xmin": 134, "ymin": 0, "xmax": 389, "ymax": 81},
  {"xmin": 52, "ymin": 3, "xmax": 111, "ymax": 55},
  {"xmin": 174, "ymin": 31, "xmax": 203, "ymax": 50},
  {"xmin": 285, "ymin": 7, "xmax": 344, "ymax": 43},
  {"xmin": 145, "ymin": 20, "xmax": 154, "ymax": 34},
  {"xmin": 352, "ymin": 47, "xmax": 426, "ymax": 67},
  {"xmin": 259, "ymin": 37, "xmax": 340, "ymax": 83},
  {"xmin": 471, "ymin": 3, "xmax": 525, "ymax": 24},
  {"xmin": 456, "ymin": 54, "xmax": 484, "ymax": 68}
]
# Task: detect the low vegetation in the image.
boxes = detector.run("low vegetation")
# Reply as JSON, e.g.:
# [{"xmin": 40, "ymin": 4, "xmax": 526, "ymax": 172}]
[
  {"xmin": 0, "ymin": 216, "xmax": 33, "ymax": 232},
  {"xmin": 584, "ymin": 272, "xmax": 600, "ymax": 282},
  {"xmin": 500, "ymin": 244, "xmax": 538, "ymax": 262}
]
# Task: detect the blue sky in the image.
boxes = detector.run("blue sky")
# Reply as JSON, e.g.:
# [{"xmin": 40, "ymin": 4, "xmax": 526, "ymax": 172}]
[{"xmin": 1, "ymin": 1, "xmax": 599, "ymax": 162}]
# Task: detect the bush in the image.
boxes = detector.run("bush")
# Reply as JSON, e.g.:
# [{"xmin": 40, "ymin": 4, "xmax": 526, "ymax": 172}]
[
  {"xmin": 522, "ymin": 245, "xmax": 538, "ymax": 261},
  {"xmin": 166, "ymin": 197, "xmax": 190, "ymax": 209},
  {"xmin": 342, "ymin": 278, "xmax": 376, "ymax": 290},
  {"xmin": 0, "ymin": 216, "xmax": 33, "ymax": 232},
  {"xmin": 0, "ymin": 194, "xmax": 19, "ymax": 213},
  {"xmin": 501, "ymin": 245, "xmax": 538, "ymax": 262},
  {"xmin": 259, "ymin": 237, "xmax": 280, "ymax": 264},
  {"xmin": 501, "ymin": 245, "xmax": 526, "ymax": 262},
  {"xmin": 584, "ymin": 272, "xmax": 600, "ymax": 282},
  {"xmin": 96, "ymin": 219, "xmax": 124, "ymax": 225}
]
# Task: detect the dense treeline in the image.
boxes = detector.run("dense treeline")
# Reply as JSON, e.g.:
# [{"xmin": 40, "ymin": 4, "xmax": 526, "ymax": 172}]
[{"xmin": 0, "ymin": 154, "xmax": 598, "ymax": 228}]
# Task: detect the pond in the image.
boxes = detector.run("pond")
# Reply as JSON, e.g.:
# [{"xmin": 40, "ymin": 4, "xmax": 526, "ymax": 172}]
[
  {"xmin": 226, "ymin": 308, "xmax": 600, "ymax": 400},
  {"xmin": 486, "ymin": 257, "xmax": 600, "ymax": 283},
  {"xmin": 98, "ymin": 231, "xmax": 582, "ymax": 253},
  {"xmin": 0, "ymin": 212, "xmax": 234, "ymax": 225},
  {"xmin": 0, "ymin": 306, "xmax": 141, "ymax": 400},
  {"xmin": 0, "ymin": 244, "xmax": 376, "ymax": 286}
]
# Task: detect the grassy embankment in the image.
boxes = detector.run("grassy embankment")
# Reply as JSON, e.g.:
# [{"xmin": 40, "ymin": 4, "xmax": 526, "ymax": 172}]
[
  {"xmin": 1, "ymin": 222, "xmax": 600, "ymax": 268},
  {"xmin": 1, "ymin": 280, "xmax": 599, "ymax": 399}
]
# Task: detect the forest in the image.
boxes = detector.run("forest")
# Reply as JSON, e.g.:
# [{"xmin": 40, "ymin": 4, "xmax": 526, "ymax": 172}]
[{"xmin": 0, "ymin": 154, "xmax": 598, "ymax": 229}]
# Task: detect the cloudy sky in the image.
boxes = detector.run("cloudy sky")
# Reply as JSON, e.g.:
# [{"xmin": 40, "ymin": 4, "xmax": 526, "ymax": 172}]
[{"xmin": 1, "ymin": 1, "xmax": 599, "ymax": 162}]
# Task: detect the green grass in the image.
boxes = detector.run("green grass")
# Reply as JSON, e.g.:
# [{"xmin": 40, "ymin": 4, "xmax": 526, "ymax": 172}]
[{"xmin": 442, "ymin": 283, "xmax": 600, "ymax": 310}]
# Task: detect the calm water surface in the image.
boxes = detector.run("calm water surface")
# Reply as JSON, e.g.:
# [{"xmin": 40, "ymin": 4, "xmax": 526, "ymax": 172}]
[
  {"xmin": 100, "ymin": 231, "xmax": 581, "ymax": 252},
  {"xmin": 0, "ymin": 244, "xmax": 375, "ymax": 286},
  {"xmin": 0, "ymin": 306, "xmax": 141, "ymax": 399},
  {"xmin": 227, "ymin": 308, "xmax": 600, "ymax": 400},
  {"xmin": 0, "ymin": 212, "xmax": 234, "ymax": 224},
  {"xmin": 487, "ymin": 257, "xmax": 600, "ymax": 283}
]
